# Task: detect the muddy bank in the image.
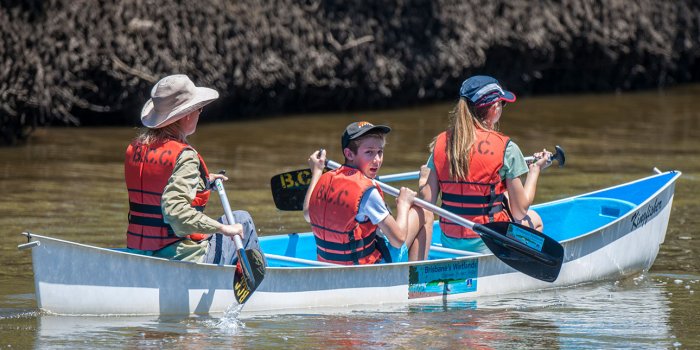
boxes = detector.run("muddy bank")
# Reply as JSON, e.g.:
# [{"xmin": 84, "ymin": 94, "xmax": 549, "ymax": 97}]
[{"xmin": 1, "ymin": 0, "xmax": 698, "ymax": 144}]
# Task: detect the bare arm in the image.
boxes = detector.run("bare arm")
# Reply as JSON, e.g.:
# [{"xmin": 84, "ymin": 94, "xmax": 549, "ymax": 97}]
[
  {"xmin": 377, "ymin": 187, "xmax": 416, "ymax": 247},
  {"xmin": 506, "ymin": 149, "xmax": 552, "ymax": 220},
  {"xmin": 417, "ymin": 165, "xmax": 437, "ymax": 224},
  {"xmin": 303, "ymin": 149, "xmax": 327, "ymax": 223},
  {"xmin": 505, "ymin": 177, "xmax": 529, "ymax": 220},
  {"xmin": 418, "ymin": 165, "xmax": 439, "ymax": 204}
]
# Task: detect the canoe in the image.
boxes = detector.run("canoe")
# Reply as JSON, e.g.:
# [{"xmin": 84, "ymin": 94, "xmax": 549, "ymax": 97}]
[{"xmin": 19, "ymin": 170, "xmax": 681, "ymax": 315}]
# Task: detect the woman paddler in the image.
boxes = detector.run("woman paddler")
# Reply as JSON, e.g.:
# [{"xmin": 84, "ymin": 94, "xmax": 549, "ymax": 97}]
[{"xmin": 124, "ymin": 74, "xmax": 260, "ymax": 264}]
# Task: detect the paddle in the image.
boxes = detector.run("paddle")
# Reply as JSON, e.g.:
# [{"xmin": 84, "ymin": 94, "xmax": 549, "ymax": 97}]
[
  {"xmin": 326, "ymin": 159, "xmax": 565, "ymax": 282},
  {"xmin": 213, "ymin": 177, "xmax": 267, "ymax": 304},
  {"xmin": 270, "ymin": 145, "xmax": 565, "ymax": 211},
  {"xmin": 270, "ymin": 164, "xmax": 421, "ymax": 211}
]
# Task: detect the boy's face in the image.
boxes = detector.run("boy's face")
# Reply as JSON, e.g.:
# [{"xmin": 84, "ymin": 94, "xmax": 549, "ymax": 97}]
[{"xmin": 344, "ymin": 136, "xmax": 385, "ymax": 179}]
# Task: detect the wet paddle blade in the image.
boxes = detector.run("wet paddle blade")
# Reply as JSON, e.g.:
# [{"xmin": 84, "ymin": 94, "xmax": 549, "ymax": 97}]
[
  {"xmin": 233, "ymin": 248, "xmax": 267, "ymax": 304},
  {"xmin": 477, "ymin": 222, "xmax": 564, "ymax": 282},
  {"xmin": 270, "ymin": 168, "xmax": 313, "ymax": 211}
]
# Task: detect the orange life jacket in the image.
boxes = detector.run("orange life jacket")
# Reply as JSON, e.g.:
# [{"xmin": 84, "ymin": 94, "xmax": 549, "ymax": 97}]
[
  {"xmin": 433, "ymin": 129, "xmax": 511, "ymax": 239},
  {"xmin": 124, "ymin": 139, "xmax": 211, "ymax": 251},
  {"xmin": 308, "ymin": 165, "xmax": 384, "ymax": 265}
]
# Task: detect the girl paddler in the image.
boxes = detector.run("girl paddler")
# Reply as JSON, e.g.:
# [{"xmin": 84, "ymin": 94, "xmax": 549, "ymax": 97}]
[{"xmin": 421, "ymin": 75, "xmax": 552, "ymax": 253}]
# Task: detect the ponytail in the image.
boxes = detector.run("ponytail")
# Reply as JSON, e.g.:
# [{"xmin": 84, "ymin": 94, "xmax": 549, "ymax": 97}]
[{"xmin": 430, "ymin": 98, "xmax": 492, "ymax": 181}]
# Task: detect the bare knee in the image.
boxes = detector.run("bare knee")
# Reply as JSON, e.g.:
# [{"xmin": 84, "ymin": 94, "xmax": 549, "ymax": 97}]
[{"xmin": 519, "ymin": 210, "xmax": 543, "ymax": 231}]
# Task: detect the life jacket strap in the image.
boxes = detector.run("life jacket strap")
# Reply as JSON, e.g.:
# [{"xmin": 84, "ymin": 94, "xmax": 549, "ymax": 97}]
[
  {"xmin": 440, "ymin": 203, "xmax": 505, "ymax": 216},
  {"xmin": 126, "ymin": 230, "xmax": 180, "ymax": 240},
  {"xmin": 488, "ymin": 184, "xmax": 497, "ymax": 222},
  {"xmin": 314, "ymin": 230, "xmax": 377, "ymax": 251},
  {"xmin": 313, "ymin": 225, "xmax": 379, "ymax": 264},
  {"xmin": 129, "ymin": 202, "xmax": 205, "ymax": 216},
  {"xmin": 440, "ymin": 192, "xmax": 505, "ymax": 205},
  {"xmin": 316, "ymin": 241, "xmax": 379, "ymax": 263}
]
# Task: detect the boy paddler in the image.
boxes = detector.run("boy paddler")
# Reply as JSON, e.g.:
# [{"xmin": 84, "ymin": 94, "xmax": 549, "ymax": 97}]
[{"xmin": 302, "ymin": 121, "xmax": 432, "ymax": 264}]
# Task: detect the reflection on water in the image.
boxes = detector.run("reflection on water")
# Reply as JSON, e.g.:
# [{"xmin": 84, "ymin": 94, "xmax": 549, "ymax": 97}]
[{"xmin": 1, "ymin": 84, "xmax": 700, "ymax": 347}]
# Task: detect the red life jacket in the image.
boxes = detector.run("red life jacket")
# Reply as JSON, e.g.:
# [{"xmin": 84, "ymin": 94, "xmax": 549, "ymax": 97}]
[
  {"xmin": 433, "ymin": 129, "xmax": 511, "ymax": 239},
  {"xmin": 124, "ymin": 139, "xmax": 211, "ymax": 251},
  {"xmin": 308, "ymin": 165, "xmax": 384, "ymax": 265}
]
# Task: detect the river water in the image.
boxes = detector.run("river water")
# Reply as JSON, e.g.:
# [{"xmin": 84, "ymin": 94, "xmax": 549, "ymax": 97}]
[{"xmin": 1, "ymin": 85, "xmax": 699, "ymax": 348}]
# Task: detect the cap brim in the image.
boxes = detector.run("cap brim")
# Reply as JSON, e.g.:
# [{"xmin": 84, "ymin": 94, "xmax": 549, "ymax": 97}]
[
  {"xmin": 501, "ymin": 90, "xmax": 516, "ymax": 103},
  {"xmin": 141, "ymin": 87, "xmax": 219, "ymax": 128}
]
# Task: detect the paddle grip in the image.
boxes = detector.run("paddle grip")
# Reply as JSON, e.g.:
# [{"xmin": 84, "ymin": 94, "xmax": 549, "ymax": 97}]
[{"xmin": 526, "ymin": 145, "xmax": 566, "ymax": 167}]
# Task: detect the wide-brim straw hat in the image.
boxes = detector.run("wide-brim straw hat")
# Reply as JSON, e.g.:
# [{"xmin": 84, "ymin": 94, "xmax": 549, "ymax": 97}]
[{"xmin": 140, "ymin": 74, "xmax": 219, "ymax": 129}]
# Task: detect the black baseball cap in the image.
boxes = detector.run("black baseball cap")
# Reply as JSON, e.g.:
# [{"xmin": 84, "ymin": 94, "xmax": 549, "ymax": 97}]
[{"xmin": 341, "ymin": 121, "xmax": 392, "ymax": 149}]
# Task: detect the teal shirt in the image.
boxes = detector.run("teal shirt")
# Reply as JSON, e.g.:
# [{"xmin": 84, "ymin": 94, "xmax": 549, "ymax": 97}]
[{"xmin": 426, "ymin": 140, "xmax": 528, "ymax": 179}]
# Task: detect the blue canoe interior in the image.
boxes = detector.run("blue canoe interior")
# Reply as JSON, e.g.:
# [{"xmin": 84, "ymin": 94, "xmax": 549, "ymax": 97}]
[{"xmin": 261, "ymin": 171, "xmax": 678, "ymax": 268}]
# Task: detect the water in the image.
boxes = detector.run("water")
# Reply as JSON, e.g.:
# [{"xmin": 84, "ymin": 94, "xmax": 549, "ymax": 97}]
[
  {"xmin": 1, "ymin": 278, "xmax": 695, "ymax": 349},
  {"xmin": 1, "ymin": 84, "xmax": 700, "ymax": 348}
]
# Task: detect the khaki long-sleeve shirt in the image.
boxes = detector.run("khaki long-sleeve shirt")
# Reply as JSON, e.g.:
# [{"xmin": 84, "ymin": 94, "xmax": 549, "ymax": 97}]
[
  {"xmin": 162, "ymin": 149, "xmax": 221, "ymax": 236},
  {"xmin": 143, "ymin": 149, "xmax": 221, "ymax": 262}
]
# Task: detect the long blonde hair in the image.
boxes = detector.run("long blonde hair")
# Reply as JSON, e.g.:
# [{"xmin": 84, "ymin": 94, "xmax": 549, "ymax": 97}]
[
  {"xmin": 429, "ymin": 99, "xmax": 497, "ymax": 181},
  {"xmin": 134, "ymin": 121, "xmax": 187, "ymax": 146}
]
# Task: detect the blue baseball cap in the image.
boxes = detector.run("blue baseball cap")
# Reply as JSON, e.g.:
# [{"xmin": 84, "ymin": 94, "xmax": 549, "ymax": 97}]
[{"xmin": 459, "ymin": 75, "xmax": 516, "ymax": 107}]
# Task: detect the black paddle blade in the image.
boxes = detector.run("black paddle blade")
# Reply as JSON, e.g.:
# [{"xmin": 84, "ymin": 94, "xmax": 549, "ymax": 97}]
[
  {"xmin": 270, "ymin": 168, "xmax": 313, "ymax": 211},
  {"xmin": 553, "ymin": 145, "xmax": 566, "ymax": 167},
  {"xmin": 233, "ymin": 248, "xmax": 267, "ymax": 304},
  {"xmin": 477, "ymin": 222, "xmax": 564, "ymax": 282}
]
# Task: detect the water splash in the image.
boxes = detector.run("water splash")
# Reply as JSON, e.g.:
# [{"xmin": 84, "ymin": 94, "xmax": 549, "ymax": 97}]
[{"xmin": 204, "ymin": 303, "xmax": 245, "ymax": 333}]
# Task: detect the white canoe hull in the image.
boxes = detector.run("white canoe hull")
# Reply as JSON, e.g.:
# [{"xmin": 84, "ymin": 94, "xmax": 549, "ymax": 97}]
[{"xmin": 22, "ymin": 171, "xmax": 679, "ymax": 315}]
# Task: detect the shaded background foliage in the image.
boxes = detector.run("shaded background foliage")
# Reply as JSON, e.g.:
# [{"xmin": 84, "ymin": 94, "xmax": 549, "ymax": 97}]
[{"xmin": 1, "ymin": 0, "xmax": 699, "ymax": 145}]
